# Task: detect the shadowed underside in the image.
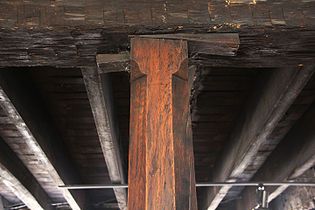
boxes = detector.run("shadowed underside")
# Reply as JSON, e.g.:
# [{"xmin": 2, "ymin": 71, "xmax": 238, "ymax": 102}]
[{"xmin": 0, "ymin": 0, "xmax": 314, "ymax": 209}]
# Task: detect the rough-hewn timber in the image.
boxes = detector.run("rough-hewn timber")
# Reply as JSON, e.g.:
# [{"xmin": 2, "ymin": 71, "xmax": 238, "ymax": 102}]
[
  {"xmin": 233, "ymin": 103, "xmax": 315, "ymax": 210},
  {"xmin": 0, "ymin": 0, "xmax": 314, "ymax": 28},
  {"xmin": 82, "ymin": 67, "xmax": 127, "ymax": 210},
  {"xmin": 201, "ymin": 67, "xmax": 314, "ymax": 210},
  {"xmin": 0, "ymin": 138, "xmax": 53, "ymax": 210},
  {"xmin": 128, "ymin": 38, "xmax": 197, "ymax": 210},
  {"xmin": 97, "ymin": 53, "xmax": 130, "ymax": 74},
  {"xmin": 0, "ymin": 28, "xmax": 315, "ymax": 69},
  {"xmin": 0, "ymin": 71, "xmax": 86, "ymax": 210},
  {"xmin": 97, "ymin": 33, "xmax": 240, "ymax": 73}
]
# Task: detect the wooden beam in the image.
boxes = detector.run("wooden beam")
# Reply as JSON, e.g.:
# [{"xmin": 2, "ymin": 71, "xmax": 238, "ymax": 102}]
[
  {"xmin": 0, "ymin": 28, "xmax": 314, "ymax": 69},
  {"xmin": 97, "ymin": 33, "xmax": 239, "ymax": 74},
  {"xmin": 234, "ymin": 103, "xmax": 315, "ymax": 210},
  {"xmin": 0, "ymin": 137, "xmax": 53, "ymax": 210},
  {"xmin": 0, "ymin": 1, "xmax": 315, "ymax": 29},
  {"xmin": 201, "ymin": 67, "xmax": 315, "ymax": 210},
  {"xmin": 128, "ymin": 38, "xmax": 197, "ymax": 210},
  {"xmin": 0, "ymin": 71, "xmax": 85, "ymax": 210},
  {"xmin": 82, "ymin": 67, "xmax": 127, "ymax": 210},
  {"xmin": 96, "ymin": 52, "xmax": 130, "ymax": 74},
  {"xmin": 134, "ymin": 33, "xmax": 240, "ymax": 57},
  {"xmin": 96, "ymin": 33, "xmax": 240, "ymax": 75}
]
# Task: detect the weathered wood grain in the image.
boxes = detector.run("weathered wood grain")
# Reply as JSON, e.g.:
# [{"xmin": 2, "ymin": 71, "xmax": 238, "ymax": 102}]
[
  {"xmin": 233, "ymin": 102, "xmax": 315, "ymax": 210},
  {"xmin": 0, "ymin": 71, "xmax": 86, "ymax": 210},
  {"xmin": 200, "ymin": 67, "xmax": 315, "ymax": 210},
  {"xmin": 97, "ymin": 52, "xmax": 130, "ymax": 74},
  {"xmin": 82, "ymin": 67, "xmax": 127, "ymax": 210},
  {"xmin": 0, "ymin": 0, "xmax": 314, "ymax": 28},
  {"xmin": 0, "ymin": 137, "xmax": 53, "ymax": 210},
  {"xmin": 97, "ymin": 33, "xmax": 240, "ymax": 74},
  {"xmin": 0, "ymin": 28, "xmax": 315, "ymax": 69},
  {"xmin": 219, "ymin": 73, "xmax": 315, "ymax": 204},
  {"xmin": 128, "ymin": 38, "xmax": 197, "ymax": 210},
  {"xmin": 30, "ymin": 68, "xmax": 118, "ymax": 209},
  {"xmin": 133, "ymin": 33, "xmax": 240, "ymax": 56}
]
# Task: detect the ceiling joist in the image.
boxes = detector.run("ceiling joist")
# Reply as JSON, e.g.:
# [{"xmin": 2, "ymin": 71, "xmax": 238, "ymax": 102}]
[
  {"xmin": 0, "ymin": 71, "xmax": 85, "ymax": 210},
  {"xmin": 201, "ymin": 66, "xmax": 315, "ymax": 210},
  {"xmin": 0, "ymin": 138, "xmax": 53, "ymax": 210},
  {"xmin": 82, "ymin": 67, "xmax": 127, "ymax": 210},
  {"xmin": 233, "ymin": 102, "xmax": 315, "ymax": 210}
]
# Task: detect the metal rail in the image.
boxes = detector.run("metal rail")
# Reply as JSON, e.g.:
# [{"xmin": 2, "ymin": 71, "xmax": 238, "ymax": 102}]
[{"xmin": 59, "ymin": 182, "xmax": 315, "ymax": 190}]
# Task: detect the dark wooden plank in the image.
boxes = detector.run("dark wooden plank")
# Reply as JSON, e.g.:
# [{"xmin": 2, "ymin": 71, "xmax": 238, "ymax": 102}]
[
  {"xmin": 234, "ymin": 103, "xmax": 315, "ymax": 210},
  {"xmin": 128, "ymin": 38, "xmax": 197, "ymax": 210},
  {"xmin": 97, "ymin": 53, "xmax": 130, "ymax": 74},
  {"xmin": 0, "ymin": 71, "xmax": 86, "ymax": 210},
  {"xmin": 0, "ymin": 137, "xmax": 54, "ymax": 210},
  {"xmin": 0, "ymin": 28, "xmax": 314, "ymax": 69},
  {"xmin": 82, "ymin": 67, "xmax": 127, "ymax": 210},
  {"xmin": 97, "ymin": 33, "xmax": 239, "ymax": 73},
  {"xmin": 134, "ymin": 33, "xmax": 240, "ymax": 56},
  {"xmin": 0, "ymin": 0, "xmax": 314, "ymax": 28},
  {"xmin": 200, "ymin": 67, "xmax": 315, "ymax": 210}
]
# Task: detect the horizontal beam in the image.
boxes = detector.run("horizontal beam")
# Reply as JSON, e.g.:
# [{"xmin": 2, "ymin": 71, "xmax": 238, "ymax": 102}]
[
  {"xmin": 133, "ymin": 33, "xmax": 240, "ymax": 56},
  {"xmin": 0, "ymin": 1, "xmax": 314, "ymax": 28},
  {"xmin": 97, "ymin": 33, "xmax": 239, "ymax": 73},
  {"xmin": 96, "ymin": 52, "xmax": 130, "ymax": 74},
  {"xmin": 0, "ymin": 28, "xmax": 314, "ymax": 69},
  {"xmin": 201, "ymin": 67, "xmax": 315, "ymax": 210}
]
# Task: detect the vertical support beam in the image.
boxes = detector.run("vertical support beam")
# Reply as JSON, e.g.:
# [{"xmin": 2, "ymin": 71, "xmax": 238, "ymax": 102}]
[
  {"xmin": 128, "ymin": 38, "xmax": 197, "ymax": 210},
  {"xmin": 82, "ymin": 67, "xmax": 127, "ymax": 209}
]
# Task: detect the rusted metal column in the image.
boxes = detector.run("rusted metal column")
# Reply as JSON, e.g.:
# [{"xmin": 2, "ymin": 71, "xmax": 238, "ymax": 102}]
[{"xmin": 128, "ymin": 38, "xmax": 197, "ymax": 210}]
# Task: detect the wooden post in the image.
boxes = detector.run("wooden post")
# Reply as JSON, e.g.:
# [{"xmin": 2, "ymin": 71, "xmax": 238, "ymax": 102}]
[{"xmin": 128, "ymin": 38, "xmax": 197, "ymax": 210}]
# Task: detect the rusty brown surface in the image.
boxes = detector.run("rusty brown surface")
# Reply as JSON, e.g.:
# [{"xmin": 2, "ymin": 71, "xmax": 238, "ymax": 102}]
[{"xmin": 128, "ymin": 38, "xmax": 197, "ymax": 210}]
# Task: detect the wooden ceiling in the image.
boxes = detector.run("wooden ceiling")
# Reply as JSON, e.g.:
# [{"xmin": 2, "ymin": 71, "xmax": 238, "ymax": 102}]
[
  {"xmin": 0, "ymin": 0, "xmax": 314, "ymax": 209},
  {"xmin": 0, "ymin": 66, "xmax": 314, "ymax": 209}
]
